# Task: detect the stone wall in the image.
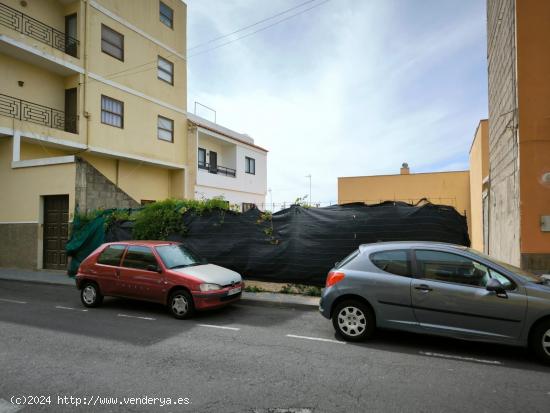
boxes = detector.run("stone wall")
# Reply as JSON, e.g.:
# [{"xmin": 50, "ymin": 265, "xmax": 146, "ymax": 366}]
[
  {"xmin": 0, "ymin": 223, "xmax": 38, "ymax": 268},
  {"xmin": 486, "ymin": 0, "xmax": 521, "ymax": 265},
  {"xmin": 75, "ymin": 158, "xmax": 140, "ymax": 212}
]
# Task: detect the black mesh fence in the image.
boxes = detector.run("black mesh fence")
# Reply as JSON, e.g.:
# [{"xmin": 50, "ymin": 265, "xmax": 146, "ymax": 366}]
[{"xmin": 104, "ymin": 201, "xmax": 470, "ymax": 286}]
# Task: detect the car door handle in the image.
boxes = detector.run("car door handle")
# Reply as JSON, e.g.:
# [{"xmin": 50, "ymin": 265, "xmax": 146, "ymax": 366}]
[{"xmin": 414, "ymin": 284, "xmax": 433, "ymax": 292}]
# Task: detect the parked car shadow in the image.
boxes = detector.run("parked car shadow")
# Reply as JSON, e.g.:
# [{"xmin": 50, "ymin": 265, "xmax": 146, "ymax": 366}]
[{"xmin": 343, "ymin": 329, "xmax": 550, "ymax": 373}]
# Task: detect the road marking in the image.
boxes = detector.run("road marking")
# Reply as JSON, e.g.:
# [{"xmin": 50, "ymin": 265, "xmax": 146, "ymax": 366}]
[
  {"xmin": 286, "ymin": 334, "xmax": 346, "ymax": 344},
  {"xmin": 419, "ymin": 351, "xmax": 502, "ymax": 365},
  {"xmin": 0, "ymin": 298, "xmax": 27, "ymax": 304},
  {"xmin": 198, "ymin": 324, "xmax": 240, "ymax": 331},
  {"xmin": 117, "ymin": 314, "xmax": 156, "ymax": 321},
  {"xmin": 55, "ymin": 306, "xmax": 88, "ymax": 312}
]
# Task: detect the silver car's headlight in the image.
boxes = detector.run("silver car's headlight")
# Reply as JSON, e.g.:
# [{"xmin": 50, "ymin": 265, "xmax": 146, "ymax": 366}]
[{"xmin": 200, "ymin": 283, "xmax": 222, "ymax": 292}]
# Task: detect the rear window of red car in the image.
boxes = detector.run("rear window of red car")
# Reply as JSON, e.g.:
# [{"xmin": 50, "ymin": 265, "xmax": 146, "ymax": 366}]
[{"xmin": 97, "ymin": 245, "xmax": 126, "ymax": 266}]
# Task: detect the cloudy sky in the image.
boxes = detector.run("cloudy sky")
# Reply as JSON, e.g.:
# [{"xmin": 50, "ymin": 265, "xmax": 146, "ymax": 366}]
[{"xmin": 185, "ymin": 0, "xmax": 488, "ymax": 208}]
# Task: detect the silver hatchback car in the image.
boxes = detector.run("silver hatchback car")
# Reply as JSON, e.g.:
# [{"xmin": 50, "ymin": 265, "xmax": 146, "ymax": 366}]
[{"xmin": 320, "ymin": 241, "xmax": 550, "ymax": 364}]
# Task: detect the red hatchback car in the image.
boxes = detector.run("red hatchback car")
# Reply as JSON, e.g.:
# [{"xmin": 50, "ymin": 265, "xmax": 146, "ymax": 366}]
[{"xmin": 75, "ymin": 241, "xmax": 243, "ymax": 319}]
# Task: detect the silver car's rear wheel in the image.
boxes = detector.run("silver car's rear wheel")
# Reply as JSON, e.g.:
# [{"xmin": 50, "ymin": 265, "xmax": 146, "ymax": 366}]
[
  {"xmin": 337, "ymin": 306, "xmax": 367, "ymax": 337},
  {"xmin": 332, "ymin": 300, "xmax": 375, "ymax": 342}
]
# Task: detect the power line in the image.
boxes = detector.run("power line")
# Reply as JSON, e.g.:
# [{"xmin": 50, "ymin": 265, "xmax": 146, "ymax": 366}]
[
  {"xmin": 187, "ymin": 0, "xmax": 319, "ymax": 51},
  {"xmin": 87, "ymin": 0, "xmax": 329, "ymax": 82},
  {"xmin": 188, "ymin": 0, "xmax": 332, "ymax": 58},
  {"xmin": 85, "ymin": 1, "xmax": 331, "ymax": 90}
]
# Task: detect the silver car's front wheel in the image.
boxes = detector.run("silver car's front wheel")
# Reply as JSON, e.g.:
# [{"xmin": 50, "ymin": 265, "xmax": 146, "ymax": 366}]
[
  {"xmin": 542, "ymin": 328, "xmax": 550, "ymax": 357},
  {"xmin": 332, "ymin": 300, "xmax": 375, "ymax": 342},
  {"xmin": 531, "ymin": 320, "xmax": 550, "ymax": 365}
]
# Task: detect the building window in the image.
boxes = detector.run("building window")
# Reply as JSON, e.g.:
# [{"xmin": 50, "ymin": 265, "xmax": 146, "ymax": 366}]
[
  {"xmin": 198, "ymin": 148, "xmax": 207, "ymax": 169},
  {"xmin": 245, "ymin": 157, "xmax": 256, "ymax": 174},
  {"xmin": 159, "ymin": 1, "xmax": 173, "ymax": 29},
  {"xmin": 157, "ymin": 115, "xmax": 174, "ymax": 142},
  {"xmin": 101, "ymin": 95, "xmax": 124, "ymax": 128},
  {"xmin": 101, "ymin": 24, "xmax": 124, "ymax": 61},
  {"xmin": 242, "ymin": 203, "xmax": 255, "ymax": 212},
  {"xmin": 157, "ymin": 56, "xmax": 174, "ymax": 84}
]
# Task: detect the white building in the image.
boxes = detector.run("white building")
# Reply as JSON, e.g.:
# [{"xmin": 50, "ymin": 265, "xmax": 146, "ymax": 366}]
[{"xmin": 187, "ymin": 113, "xmax": 267, "ymax": 211}]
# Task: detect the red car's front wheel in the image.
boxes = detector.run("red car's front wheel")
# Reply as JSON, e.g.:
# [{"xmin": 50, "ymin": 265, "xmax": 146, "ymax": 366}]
[{"xmin": 169, "ymin": 290, "xmax": 195, "ymax": 319}]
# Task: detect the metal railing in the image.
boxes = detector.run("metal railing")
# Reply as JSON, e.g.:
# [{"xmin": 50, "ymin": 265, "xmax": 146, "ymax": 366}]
[
  {"xmin": 0, "ymin": 2, "xmax": 79, "ymax": 57},
  {"xmin": 0, "ymin": 93, "xmax": 76, "ymax": 133},
  {"xmin": 198, "ymin": 161, "xmax": 237, "ymax": 177}
]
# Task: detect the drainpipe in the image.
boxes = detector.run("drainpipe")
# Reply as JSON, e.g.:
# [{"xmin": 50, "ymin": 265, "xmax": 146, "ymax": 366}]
[{"xmin": 83, "ymin": 0, "xmax": 90, "ymax": 148}]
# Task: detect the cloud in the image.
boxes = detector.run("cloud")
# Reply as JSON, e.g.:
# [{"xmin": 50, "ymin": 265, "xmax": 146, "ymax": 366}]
[{"xmin": 186, "ymin": 0, "xmax": 487, "ymax": 206}]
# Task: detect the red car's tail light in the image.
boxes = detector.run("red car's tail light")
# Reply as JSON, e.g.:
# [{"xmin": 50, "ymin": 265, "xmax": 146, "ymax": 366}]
[{"xmin": 326, "ymin": 271, "xmax": 345, "ymax": 287}]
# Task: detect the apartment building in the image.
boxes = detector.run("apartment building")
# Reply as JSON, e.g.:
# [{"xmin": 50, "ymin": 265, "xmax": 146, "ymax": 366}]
[
  {"xmin": 486, "ymin": 0, "xmax": 550, "ymax": 271},
  {"xmin": 0, "ymin": 0, "xmax": 188, "ymax": 269},
  {"xmin": 187, "ymin": 112, "xmax": 268, "ymax": 211}
]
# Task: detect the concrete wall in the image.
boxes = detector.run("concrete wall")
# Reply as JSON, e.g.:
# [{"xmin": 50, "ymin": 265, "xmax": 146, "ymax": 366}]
[
  {"xmin": 75, "ymin": 157, "xmax": 139, "ymax": 212},
  {"xmin": 0, "ymin": 223, "xmax": 38, "ymax": 268},
  {"xmin": 469, "ymin": 120, "xmax": 489, "ymax": 251},
  {"xmin": 515, "ymin": 0, "xmax": 550, "ymax": 271},
  {"xmin": 486, "ymin": 0, "xmax": 521, "ymax": 265},
  {"xmin": 194, "ymin": 185, "xmax": 267, "ymax": 209},
  {"xmin": 80, "ymin": 154, "xmax": 185, "ymax": 203}
]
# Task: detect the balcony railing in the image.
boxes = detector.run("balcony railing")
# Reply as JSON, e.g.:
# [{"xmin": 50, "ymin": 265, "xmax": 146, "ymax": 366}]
[
  {"xmin": 0, "ymin": 2, "xmax": 79, "ymax": 57},
  {"xmin": 0, "ymin": 93, "xmax": 77, "ymax": 133},
  {"xmin": 198, "ymin": 162, "xmax": 236, "ymax": 177}
]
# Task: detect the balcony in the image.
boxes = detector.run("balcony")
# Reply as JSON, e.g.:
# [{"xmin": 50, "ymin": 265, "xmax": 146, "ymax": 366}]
[
  {"xmin": 198, "ymin": 161, "xmax": 236, "ymax": 178},
  {"xmin": 0, "ymin": 2, "xmax": 79, "ymax": 58},
  {"xmin": 0, "ymin": 93, "xmax": 77, "ymax": 133}
]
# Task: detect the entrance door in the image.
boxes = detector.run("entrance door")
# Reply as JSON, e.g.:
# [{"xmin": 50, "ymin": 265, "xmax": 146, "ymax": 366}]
[
  {"xmin": 64, "ymin": 88, "xmax": 77, "ymax": 133},
  {"xmin": 43, "ymin": 195, "xmax": 69, "ymax": 270}
]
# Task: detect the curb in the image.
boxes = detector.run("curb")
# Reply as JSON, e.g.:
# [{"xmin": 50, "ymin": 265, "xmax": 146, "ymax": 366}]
[
  {"xmin": 0, "ymin": 277, "xmax": 76, "ymax": 288},
  {"xmin": 240, "ymin": 293, "xmax": 319, "ymax": 310},
  {"xmin": 0, "ymin": 277, "xmax": 320, "ymax": 310}
]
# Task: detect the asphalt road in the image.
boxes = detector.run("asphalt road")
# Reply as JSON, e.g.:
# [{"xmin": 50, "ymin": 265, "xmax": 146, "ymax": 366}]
[{"xmin": 0, "ymin": 280, "xmax": 549, "ymax": 413}]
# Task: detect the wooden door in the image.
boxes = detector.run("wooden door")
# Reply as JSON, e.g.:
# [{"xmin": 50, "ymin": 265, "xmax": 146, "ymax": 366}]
[{"xmin": 43, "ymin": 195, "xmax": 69, "ymax": 270}]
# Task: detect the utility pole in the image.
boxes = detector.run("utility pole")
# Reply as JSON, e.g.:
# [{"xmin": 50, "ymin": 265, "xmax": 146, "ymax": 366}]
[
  {"xmin": 305, "ymin": 174, "xmax": 312, "ymax": 206},
  {"xmin": 268, "ymin": 188, "xmax": 273, "ymax": 212}
]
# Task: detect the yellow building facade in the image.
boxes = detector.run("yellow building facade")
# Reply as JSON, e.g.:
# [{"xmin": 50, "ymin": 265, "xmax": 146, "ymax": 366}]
[{"xmin": 0, "ymin": 0, "xmax": 189, "ymax": 269}]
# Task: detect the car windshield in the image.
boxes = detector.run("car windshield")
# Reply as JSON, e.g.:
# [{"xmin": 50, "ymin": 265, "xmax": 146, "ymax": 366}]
[
  {"xmin": 465, "ymin": 247, "xmax": 542, "ymax": 283},
  {"xmin": 156, "ymin": 244, "xmax": 204, "ymax": 269}
]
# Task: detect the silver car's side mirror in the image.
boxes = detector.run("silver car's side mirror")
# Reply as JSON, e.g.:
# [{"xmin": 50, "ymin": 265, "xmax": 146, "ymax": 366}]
[{"xmin": 486, "ymin": 278, "xmax": 507, "ymax": 297}]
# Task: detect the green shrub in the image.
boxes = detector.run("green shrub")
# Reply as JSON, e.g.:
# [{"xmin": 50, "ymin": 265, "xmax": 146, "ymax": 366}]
[{"xmin": 131, "ymin": 197, "xmax": 235, "ymax": 240}]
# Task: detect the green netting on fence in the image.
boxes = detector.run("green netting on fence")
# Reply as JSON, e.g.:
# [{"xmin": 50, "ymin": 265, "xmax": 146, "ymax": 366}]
[{"xmin": 66, "ymin": 211, "xmax": 109, "ymax": 276}]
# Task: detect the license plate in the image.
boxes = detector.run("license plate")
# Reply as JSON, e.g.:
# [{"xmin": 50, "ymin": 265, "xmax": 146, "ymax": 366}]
[{"xmin": 227, "ymin": 287, "xmax": 241, "ymax": 296}]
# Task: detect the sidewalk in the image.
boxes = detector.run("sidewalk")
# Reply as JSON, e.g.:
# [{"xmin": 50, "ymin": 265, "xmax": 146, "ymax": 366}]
[{"xmin": 0, "ymin": 268, "xmax": 319, "ymax": 309}]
